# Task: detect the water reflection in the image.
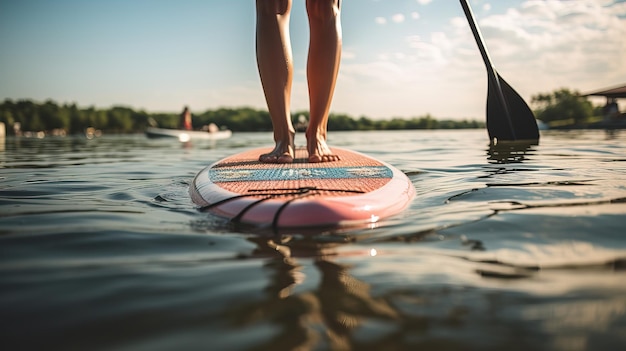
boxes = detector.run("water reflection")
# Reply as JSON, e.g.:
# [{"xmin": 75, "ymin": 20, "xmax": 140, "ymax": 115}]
[
  {"xmin": 604, "ymin": 129, "xmax": 620, "ymax": 140},
  {"xmin": 224, "ymin": 236, "xmax": 398, "ymax": 350},
  {"xmin": 217, "ymin": 235, "xmax": 626, "ymax": 350},
  {"xmin": 521, "ymin": 297, "xmax": 626, "ymax": 351},
  {"xmin": 486, "ymin": 141, "xmax": 536, "ymax": 164}
]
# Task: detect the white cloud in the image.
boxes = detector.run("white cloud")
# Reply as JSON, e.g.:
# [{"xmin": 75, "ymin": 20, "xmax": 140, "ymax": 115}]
[
  {"xmin": 450, "ymin": 16, "xmax": 466, "ymax": 28},
  {"xmin": 375, "ymin": 17, "xmax": 387, "ymax": 25},
  {"xmin": 406, "ymin": 34, "xmax": 447, "ymax": 65},
  {"xmin": 475, "ymin": 0, "xmax": 626, "ymax": 91},
  {"xmin": 325, "ymin": 0, "xmax": 625, "ymax": 119},
  {"xmin": 411, "ymin": 12, "xmax": 420, "ymax": 20},
  {"xmin": 416, "ymin": 0, "xmax": 432, "ymax": 5},
  {"xmin": 332, "ymin": 28, "xmax": 471, "ymax": 118},
  {"xmin": 342, "ymin": 49, "xmax": 356, "ymax": 60},
  {"xmin": 391, "ymin": 13, "xmax": 405, "ymax": 23}
]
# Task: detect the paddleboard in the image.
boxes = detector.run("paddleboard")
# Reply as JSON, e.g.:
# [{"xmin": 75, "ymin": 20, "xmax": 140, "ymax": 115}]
[
  {"xmin": 190, "ymin": 147, "xmax": 415, "ymax": 230},
  {"xmin": 145, "ymin": 127, "xmax": 232, "ymax": 141}
]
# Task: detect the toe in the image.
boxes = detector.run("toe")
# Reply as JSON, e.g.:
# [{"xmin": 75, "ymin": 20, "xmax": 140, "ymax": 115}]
[
  {"xmin": 259, "ymin": 154, "xmax": 278, "ymax": 163},
  {"xmin": 308, "ymin": 154, "xmax": 322, "ymax": 163},
  {"xmin": 323, "ymin": 155, "xmax": 339, "ymax": 162},
  {"xmin": 277, "ymin": 154, "xmax": 294, "ymax": 164}
]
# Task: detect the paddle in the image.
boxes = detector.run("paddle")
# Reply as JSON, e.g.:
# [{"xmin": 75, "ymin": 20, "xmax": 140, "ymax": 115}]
[{"xmin": 459, "ymin": 0, "xmax": 539, "ymax": 143}]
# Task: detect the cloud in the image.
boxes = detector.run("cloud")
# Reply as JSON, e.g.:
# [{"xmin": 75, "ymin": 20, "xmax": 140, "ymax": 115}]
[
  {"xmin": 450, "ymin": 16, "xmax": 466, "ymax": 28},
  {"xmin": 475, "ymin": 0, "xmax": 626, "ymax": 88},
  {"xmin": 333, "ymin": 29, "xmax": 473, "ymax": 118},
  {"xmin": 406, "ymin": 33, "xmax": 448, "ymax": 65},
  {"xmin": 342, "ymin": 49, "xmax": 356, "ymax": 60},
  {"xmin": 376, "ymin": 13, "xmax": 410, "ymax": 25},
  {"xmin": 416, "ymin": 0, "xmax": 432, "ymax": 5},
  {"xmin": 391, "ymin": 13, "xmax": 405, "ymax": 23},
  {"xmin": 333, "ymin": 0, "xmax": 626, "ymax": 119}
]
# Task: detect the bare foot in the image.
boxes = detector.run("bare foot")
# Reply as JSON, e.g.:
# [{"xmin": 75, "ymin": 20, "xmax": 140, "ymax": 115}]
[
  {"xmin": 259, "ymin": 140, "xmax": 294, "ymax": 164},
  {"xmin": 307, "ymin": 134, "xmax": 340, "ymax": 163}
]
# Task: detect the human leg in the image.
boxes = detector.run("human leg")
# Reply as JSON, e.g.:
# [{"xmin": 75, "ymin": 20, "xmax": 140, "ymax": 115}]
[
  {"xmin": 305, "ymin": 0, "xmax": 342, "ymax": 163},
  {"xmin": 256, "ymin": 0, "xmax": 295, "ymax": 163}
]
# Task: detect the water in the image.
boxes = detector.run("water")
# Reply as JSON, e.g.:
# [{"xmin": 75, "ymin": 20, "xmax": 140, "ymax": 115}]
[{"xmin": 1, "ymin": 130, "xmax": 625, "ymax": 351}]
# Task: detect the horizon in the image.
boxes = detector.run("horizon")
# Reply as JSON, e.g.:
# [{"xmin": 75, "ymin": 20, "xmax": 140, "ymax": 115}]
[{"xmin": 1, "ymin": 0, "xmax": 625, "ymax": 120}]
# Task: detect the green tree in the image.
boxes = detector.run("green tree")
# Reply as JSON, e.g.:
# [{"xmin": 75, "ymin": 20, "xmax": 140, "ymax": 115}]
[
  {"xmin": 107, "ymin": 106, "xmax": 133, "ymax": 132},
  {"xmin": 67, "ymin": 103, "xmax": 86, "ymax": 133},
  {"xmin": 328, "ymin": 113, "xmax": 357, "ymax": 130},
  {"xmin": 0, "ymin": 98, "xmax": 485, "ymax": 134},
  {"xmin": 40, "ymin": 100, "xmax": 70, "ymax": 130},
  {"xmin": 531, "ymin": 88, "xmax": 593, "ymax": 125},
  {"xmin": 357, "ymin": 116, "xmax": 375, "ymax": 130}
]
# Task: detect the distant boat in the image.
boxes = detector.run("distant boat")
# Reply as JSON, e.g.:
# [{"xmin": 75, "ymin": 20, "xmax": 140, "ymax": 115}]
[{"xmin": 145, "ymin": 127, "xmax": 232, "ymax": 142}]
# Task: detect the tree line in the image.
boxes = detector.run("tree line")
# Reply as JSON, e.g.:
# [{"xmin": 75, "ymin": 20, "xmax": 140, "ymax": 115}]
[
  {"xmin": 1, "ymin": 89, "xmax": 606, "ymax": 135},
  {"xmin": 0, "ymin": 98, "xmax": 484, "ymax": 135},
  {"xmin": 530, "ymin": 88, "xmax": 608, "ymax": 127}
]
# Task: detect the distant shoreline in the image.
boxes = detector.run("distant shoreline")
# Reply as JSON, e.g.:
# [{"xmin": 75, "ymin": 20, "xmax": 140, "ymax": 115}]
[{"xmin": 0, "ymin": 98, "xmax": 485, "ymax": 135}]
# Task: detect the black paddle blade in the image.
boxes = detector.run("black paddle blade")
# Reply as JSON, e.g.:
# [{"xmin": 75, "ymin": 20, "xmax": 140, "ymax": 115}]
[{"xmin": 487, "ymin": 73, "xmax": 539, "ymax": 142}]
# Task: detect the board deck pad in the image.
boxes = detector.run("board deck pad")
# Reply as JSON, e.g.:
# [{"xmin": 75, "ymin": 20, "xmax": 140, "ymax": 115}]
[{"xmin": 190, "ymin": 147, "xmax": 415, "ymax": 230}]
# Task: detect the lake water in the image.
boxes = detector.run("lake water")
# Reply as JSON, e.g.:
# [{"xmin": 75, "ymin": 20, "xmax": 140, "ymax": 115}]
[{"xmin": 1, "ymin": 129, "xmax": 625, "ymax": 351}]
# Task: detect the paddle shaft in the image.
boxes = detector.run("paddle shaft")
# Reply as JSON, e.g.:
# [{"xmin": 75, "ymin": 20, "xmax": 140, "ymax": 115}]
[{"xmin": 459, "ymin": 0, "xmax": 517, "ymax": 140}]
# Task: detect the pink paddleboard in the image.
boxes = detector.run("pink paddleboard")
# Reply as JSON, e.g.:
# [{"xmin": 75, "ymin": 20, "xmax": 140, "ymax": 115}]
[{"xmin": 190, "ymin": 147, "xmax": 415, "ymax": 230}]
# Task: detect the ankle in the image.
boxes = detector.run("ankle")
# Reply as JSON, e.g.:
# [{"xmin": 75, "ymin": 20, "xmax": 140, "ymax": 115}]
[{"xmin": 305, "ymin": 126, "xmax": 326, "ymax": 141}]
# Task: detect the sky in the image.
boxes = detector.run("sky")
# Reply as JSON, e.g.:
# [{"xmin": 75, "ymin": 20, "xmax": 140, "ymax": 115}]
[{"xmin": 1, "ymin": 0, "xmax": 625, "ymax": 120}]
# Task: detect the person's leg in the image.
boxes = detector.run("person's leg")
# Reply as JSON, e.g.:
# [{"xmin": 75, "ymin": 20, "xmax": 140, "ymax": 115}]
[
  {"xmin": 305, "ymin": 0, "xmax": 342, "ymax": 163},
  {"xmin": 256, "ymin": 0, "xmax": 295, "ymax": 163}
]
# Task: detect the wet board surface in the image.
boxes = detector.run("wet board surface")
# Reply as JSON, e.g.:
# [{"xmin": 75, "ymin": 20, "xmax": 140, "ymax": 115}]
[{"xmin": 190, "ymin": 147, "xmax": 415, "ymax": 230}]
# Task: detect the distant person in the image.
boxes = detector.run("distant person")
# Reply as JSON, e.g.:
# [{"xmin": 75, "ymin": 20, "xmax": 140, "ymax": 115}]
[
  {"xmin": 179, "ymin": 106, "xmax": 192, "ymax": 130},
  {"xmin": 256, "ymin": 0, "xmax": 342, "ymax": 163},
  {"xmin": 207, "ymin": 123, "xmax": 219, "ymax": 133},
  {"xmin": 606, "ymin": 98, "xmax": 619, "ymax": 121}
]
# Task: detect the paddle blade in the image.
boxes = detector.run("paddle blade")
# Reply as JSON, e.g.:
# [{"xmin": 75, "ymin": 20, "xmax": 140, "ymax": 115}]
[{"xmin": 487, "ymin": 73, "xmax": 539, "ymax": 142}]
